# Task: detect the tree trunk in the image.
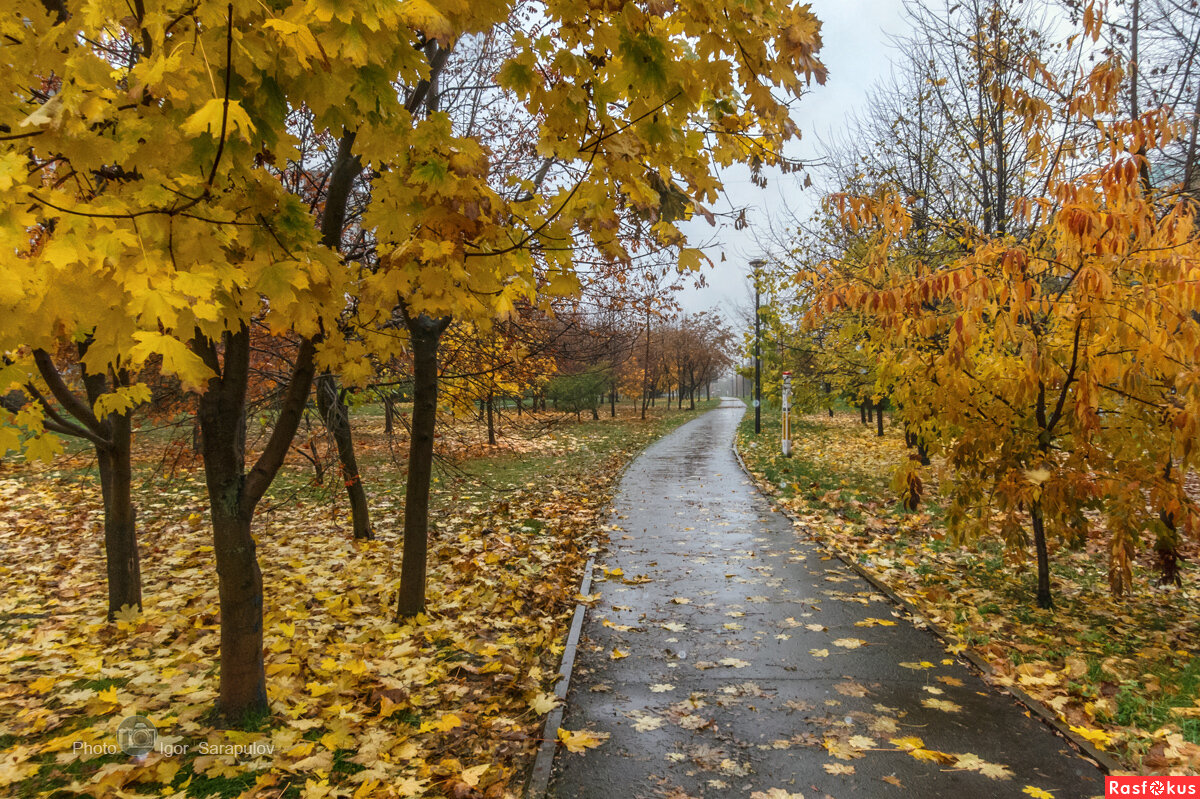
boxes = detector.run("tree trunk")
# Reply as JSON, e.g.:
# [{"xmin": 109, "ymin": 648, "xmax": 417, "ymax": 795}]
[
  {"xmin": 383, "ymin": 394, "xmax": 395, "ymax": 434},
  {"xmin": 316, "ymin": 373, "xmax": 372, "ymax": 540},
  {"xmin": 398, "ymin": 314, "xmax": 449, "ymax": 618},
  {"xmin": 307, "ymin": 437, "xmax": 325, "ymax": 484},
  {"xmin": 98, "ymin": 411, "xmax": 141, "ymax": 617},
  {"xmin": 860, "ymin": 402, "xmax": 869, "ymax": 424},
  {"xmin": 196, "ymin": 333, "xmax": 267, "ymax": 720},
  {"xmin": 1156, "ymin": 459, "xmax": 1182, "ymax": 587},
  {"xmin": 68, "ymin": 353, "xmax": 142, "ymax": 620},
  {"xmin": 610, "ymin": 381, "xmax": 617, "ymax": 418},
  {"xmin": 1031, "ymin": 499, "xmax": 1053, "ymax": 609},
  {"xmin": 876, "ymin": 399, "xmax": 885, "ymax": 437},
  {"xmin": 486, "ymin": 392, "xmax": 496, "ymax": 445},
  {"xmin": 211, "ymin": 508, "xmax": 268, "ymax": 719},
  {"xmin": 194, "ymin": 326, "xmax": 317, "ymax": 722},
  {"xmin": 641, "ymin": 310, "xmax": 651, "ymax": 420}
]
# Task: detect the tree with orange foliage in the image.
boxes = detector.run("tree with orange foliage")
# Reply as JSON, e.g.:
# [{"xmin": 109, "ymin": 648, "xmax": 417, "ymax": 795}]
[{"xmin": 805, "ymin": 6, "xmax": 1199, "ymax": 607}]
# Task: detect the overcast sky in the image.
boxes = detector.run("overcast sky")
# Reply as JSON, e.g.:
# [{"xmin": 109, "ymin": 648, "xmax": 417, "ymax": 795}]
[{"xmin": 676, "ymin": 0, "xmax": 911, "ymax": 318}]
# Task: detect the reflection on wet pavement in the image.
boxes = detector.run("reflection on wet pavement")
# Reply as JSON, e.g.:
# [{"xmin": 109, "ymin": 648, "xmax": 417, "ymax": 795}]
[{"xmin": 548, "ymin": 399, "xmax": 1105, "ymax": 799}]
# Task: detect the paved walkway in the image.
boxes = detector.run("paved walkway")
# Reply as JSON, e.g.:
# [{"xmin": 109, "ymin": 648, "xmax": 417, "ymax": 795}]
[{"xmin": 548, "ymin": 399, "xmax": 1105, "ymax": 799}]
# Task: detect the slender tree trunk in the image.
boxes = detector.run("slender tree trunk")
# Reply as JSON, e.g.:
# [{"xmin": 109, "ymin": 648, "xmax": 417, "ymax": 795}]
[
  {"xmin": 194, "ymin": 326, "xmax": 317, "ymax": 721},
  {"xmin": 383, "ymin": 394, "xmax": 395, "ymax": 434},
  {"xmin": 307, "ymin": 437, "xmax": 325, "ymax": 484},
  {"xmin": 641, "ymin": 309, "xmax": 651, "ymax": 420},
  {"xmin": 876, "ymin": 398, "xmax": 885, "ymax": 437},
  {"xmin": 1031, "ymin": 499, "xmax": 1053, "ymax": 609},
  {"xmin": 1156, "ymin": 459, "xmax": 1182, "ymax": 586},
  {"xmin": 316, "ymin": 373, "xmax": 372, "ymax": 540},
  {"xmin": 68, "ymin": 353, "xmax": 142, "ymax": 619},
  {"xmin": 610, "ymin": 381, "xmax": 617, "ymax": 418},
  {"xmin": 398, "ymin": 314, "xmax": 449, "ymax": 618},
  {"xmin": 196, "ymin": 331, "xmax": 266, "ymax": 720},
  {"xmin": 486, "ymin": 391, "xmax": 496, "ymax": 445},
  {"xmin": 311, "ymin": 128, "xmax": 372, "ymax": 540},
  {"xmin": 860, "ymin": 402, "xmax": 869, "ymax": 424},
  {"xmin": 98, "ymin": 411, "xmax": 140, "ymax": 617},
  {"xmin": 1130, "ymin": 0, "xmax": 1153, "ymax": 194}
]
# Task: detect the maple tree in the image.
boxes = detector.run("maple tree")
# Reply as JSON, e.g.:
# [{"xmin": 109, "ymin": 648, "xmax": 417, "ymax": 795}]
[
  {"xmin": 2, "ymin": 0, "xmax": 826, "ymax": 718},
  {"xmin": 0, "ymin": 399, "xmax": 712, "ymax": 795}
]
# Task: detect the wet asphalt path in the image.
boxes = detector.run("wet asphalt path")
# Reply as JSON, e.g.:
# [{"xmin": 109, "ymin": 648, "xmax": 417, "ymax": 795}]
[{"xmin": 547, "ymin": 398, "xmax": 1105, "ymax": 799}]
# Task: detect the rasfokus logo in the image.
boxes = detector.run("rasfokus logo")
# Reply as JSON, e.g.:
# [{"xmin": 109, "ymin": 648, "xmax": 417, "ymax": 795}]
[{"xmin": 1106, "ymin": 777, "xmax": 1200, "ymax": 797}]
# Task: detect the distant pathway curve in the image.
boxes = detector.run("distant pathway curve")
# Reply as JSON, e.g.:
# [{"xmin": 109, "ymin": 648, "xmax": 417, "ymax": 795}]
[{"xmin": 547, "ymin": 398, "xmax": 1105, "ymax": 799}]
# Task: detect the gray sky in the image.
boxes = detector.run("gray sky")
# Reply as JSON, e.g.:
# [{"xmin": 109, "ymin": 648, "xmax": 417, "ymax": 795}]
[{"xmin": 677, "ymin": 0, "xmax": 911, "ymax": 318}]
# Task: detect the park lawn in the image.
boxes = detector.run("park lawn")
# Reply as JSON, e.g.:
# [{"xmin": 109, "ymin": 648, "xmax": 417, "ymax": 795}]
[
  {"xmin": 0, "ymin": 399, "xmax": 716, "ymax": 798},
  {"xmin": 737, "ymin": 410, "xmax": 1200, "ymax": 775}
]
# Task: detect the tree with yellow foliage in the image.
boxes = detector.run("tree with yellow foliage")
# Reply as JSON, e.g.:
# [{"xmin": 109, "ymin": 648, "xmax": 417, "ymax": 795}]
[{"xmin": 2, "ymin": 0, "xmax": 826, "ymax": 718}]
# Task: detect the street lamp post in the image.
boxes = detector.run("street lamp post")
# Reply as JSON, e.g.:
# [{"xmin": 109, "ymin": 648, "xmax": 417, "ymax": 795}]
[{"xmin": 750, "ymin": 258, "xmax": 766, "ymax": 435}]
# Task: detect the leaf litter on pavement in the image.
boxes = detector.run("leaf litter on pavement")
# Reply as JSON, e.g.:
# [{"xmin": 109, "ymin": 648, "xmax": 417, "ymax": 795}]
[{"xmin": 739, "ymin": 411, "xmax": 1200, "ymax": 775}]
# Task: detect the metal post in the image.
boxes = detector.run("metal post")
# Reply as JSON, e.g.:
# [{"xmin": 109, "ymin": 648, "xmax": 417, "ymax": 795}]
[
  {"xmin": 782, "ymin": 371, "xmax": 792, "ymax": 456},
  {"xmin": 751, "ymin": 258, "xmax": 765, "ymax": 435}
]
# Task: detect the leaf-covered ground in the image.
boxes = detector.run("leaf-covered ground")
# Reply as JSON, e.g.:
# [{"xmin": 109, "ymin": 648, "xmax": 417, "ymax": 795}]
[
  {"xmin": 0, "ymin": 401, "xmax": 713, "ymax": 798},
  {"xmin": 737, "ymin": 411, "xmax": 1200, "ymax": 775}
]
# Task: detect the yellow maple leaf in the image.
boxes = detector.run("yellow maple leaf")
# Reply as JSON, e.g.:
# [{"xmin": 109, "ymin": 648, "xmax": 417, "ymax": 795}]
[
  {"xmin": 889, "ymin": 736, "xmax": 925, "ymax": 751},
  {"xmin": 1069, "ymin": 724, "xmax": 1113, "ymax": 749},
  {"xmin": 180, "ymin": 98, "xmax": 256, "ymax": 142},
  {"xmin": 1022, "ymin": 787, "xmax": 1055, "ymax": 798},
  {"xmin": 529, "ymin": 692, "xmax": 559, "ymax": 715},
  {"xmin": 113, "ymin": 604, "xmax": 141, "ymax": 624},
  {"xmin": 557, "ymin": 728, "xmax": 609, "ymax": 753},
  {"xmin": 459, "ymin": 764, "xmax": 489, "ymax": 787},
  {"xmin": 921, "ymin": 698, "xmax": 963, "ymax": 713},
  {"xmin": 419, "ymin": 713, "xmax": 463, "ymax": 733},
  {"xmin": 28, "ymin": 676, "xmax": 56, "ymax": 693},
  {"xmin": 832, "ymin": 638, "xmax": 866, "ymax": 649}
]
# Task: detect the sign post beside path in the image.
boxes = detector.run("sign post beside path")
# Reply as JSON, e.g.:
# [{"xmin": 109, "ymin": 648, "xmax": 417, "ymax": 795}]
[{"xmin": 781, "ymin": 371, "xmax": 792, "ymax": 457}]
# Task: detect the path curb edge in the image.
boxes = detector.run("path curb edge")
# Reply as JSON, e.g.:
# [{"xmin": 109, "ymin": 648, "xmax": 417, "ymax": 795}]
[{"xmin": 524, "ymin": 553, "xmax": 595, "ymax": 799}]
